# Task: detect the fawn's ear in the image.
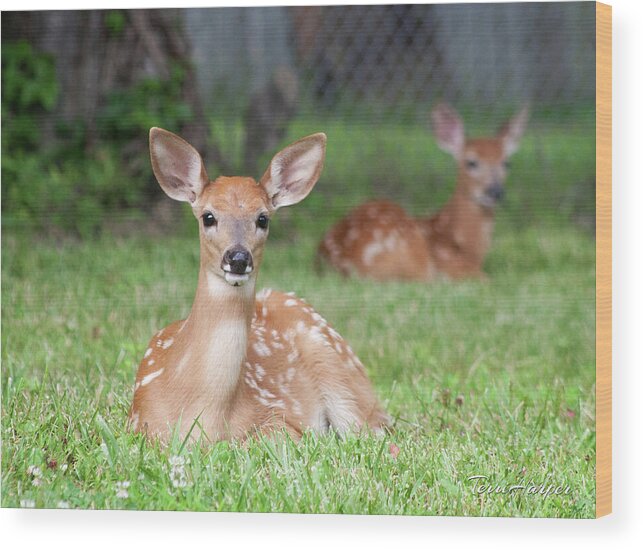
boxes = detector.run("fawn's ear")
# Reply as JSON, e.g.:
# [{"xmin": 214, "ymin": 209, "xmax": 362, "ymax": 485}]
[
  {"xmin": 149, "ymin": 128, "xmax": 209, "ymax": 203},
  {"xmin": 498, "ymin": 106, "xmax": 529, "ymax": 157},
  {"xmin": 430, "ymin": 103, "xmax": 465, "ymax": 158},
  {"xmin": 260, "ymin": 133, "xmax": 326, "ymax": 210}
]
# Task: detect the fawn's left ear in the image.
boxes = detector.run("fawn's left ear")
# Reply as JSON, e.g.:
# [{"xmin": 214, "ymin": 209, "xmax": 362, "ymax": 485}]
[
  {"xmin": 149, "ymin": 127, "xmax": 209, "ymax": 204},
  {"xmin": 498, "ymin": 106, "xmax": 529, "ymax": 157},
  {"xmin": 260, "ymin": 133, "xmax": 327, "ymax": 210},
  {"xmin": 430, "ymin": 103, "xmax": 466, "ymax": 159}
]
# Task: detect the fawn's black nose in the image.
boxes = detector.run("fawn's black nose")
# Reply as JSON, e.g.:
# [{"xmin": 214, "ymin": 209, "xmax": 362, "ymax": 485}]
[
  {"xmin": 486, "ymin": 183, "xmax": 505, "ymax": 203},
  {"xmin": 222, "ymin": 247, "xmax": 253, "ymax": 275}
]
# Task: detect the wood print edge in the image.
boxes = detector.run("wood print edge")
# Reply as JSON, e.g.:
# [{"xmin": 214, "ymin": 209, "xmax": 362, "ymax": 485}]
[{"xmin": 595, "ymin": 0, "xmax": 612, "ymax": 519}]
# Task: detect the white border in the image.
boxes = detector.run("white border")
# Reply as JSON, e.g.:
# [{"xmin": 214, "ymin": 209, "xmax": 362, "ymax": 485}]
[{"xmin": 1, "ymin": 0, "xmax": 642, "ymax": 548}]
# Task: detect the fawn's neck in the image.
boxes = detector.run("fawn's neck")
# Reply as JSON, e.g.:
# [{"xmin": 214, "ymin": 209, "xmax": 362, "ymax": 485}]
[
  {"xmin": 429, "ymin": 172, "xmax": 496, "ymax": 258},
  {"xmin": 180, "ymin": 262, "xmax": 256, "ymax": 414}
]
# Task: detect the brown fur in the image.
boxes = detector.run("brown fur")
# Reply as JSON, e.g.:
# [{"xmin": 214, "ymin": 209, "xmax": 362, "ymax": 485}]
[
  {"xmin": 317, "ymin": 104, "xmax": 528, "ymax": 281},
  {"xmin": 130, "ymin": 129, "xmax": 388, "ymax": 443}
]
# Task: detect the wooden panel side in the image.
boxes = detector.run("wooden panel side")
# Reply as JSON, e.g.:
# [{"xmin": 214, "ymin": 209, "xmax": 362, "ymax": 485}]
[{"xmin": 595, "ymin": 0, "xmax": 612, "ymax": 519}]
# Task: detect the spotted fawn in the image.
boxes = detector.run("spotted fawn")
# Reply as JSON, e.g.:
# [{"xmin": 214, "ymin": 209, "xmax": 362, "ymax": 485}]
[
  {"xmin": 317, "ymin": 103, "xmax": 528, "ymax": 281},
  {"xmin": 130, "ymin": 128, "xmax": 389, "ymax": 442}
]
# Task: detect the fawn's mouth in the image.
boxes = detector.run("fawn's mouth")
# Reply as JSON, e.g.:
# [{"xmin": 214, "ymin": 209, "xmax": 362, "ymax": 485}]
[
  {"xmin": 474, "ymin": 193, "xmax": 501, "ymax": 210},
  {"xmin": 223, "ymin": 272, "xmax": 250, "ymax": 286}
]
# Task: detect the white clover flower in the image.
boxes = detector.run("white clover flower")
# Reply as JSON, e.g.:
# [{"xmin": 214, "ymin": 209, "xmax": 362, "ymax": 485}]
[
  {"xmin": 57, "ymin": 501, "xmax": 70, "ymax": 509},
  {"xmin": 168, "ymin": 455, "xmax": 191, "ymax": 489},
  {"xmin": 26, "ymin": 465, "xmax": 42, "ymax": 477},
  {"xmin": 20, "ymin": 499, "xmax": 36, "ymax": 508},
  {"xmin": 171, "ymin": 477, "xmax": 189, "ymax": 489},
  {"xmin": 168, "ymin": 455, "xmax": 186, "ymax": 466},
  {"xmin": 115, "ymin": 480, "xmax": 130, "ymax": 499}
]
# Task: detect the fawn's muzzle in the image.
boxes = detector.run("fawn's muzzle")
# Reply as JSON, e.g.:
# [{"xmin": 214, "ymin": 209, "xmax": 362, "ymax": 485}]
[
  {"xmin": 222, "ymin": 246, "xmax": 254, "ymax": 275},
  {"xmin": 485, "ymin": 183, "xmax": 505, "ymax": 203}
]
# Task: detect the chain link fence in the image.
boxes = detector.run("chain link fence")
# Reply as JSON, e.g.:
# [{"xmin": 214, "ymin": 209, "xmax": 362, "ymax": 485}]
[
  {"xmin": 190, "ymin": 3, "xmax": 595, "ymax": 118},
  {"xmin": 2, "ymin": 3, "xmax": 596, "ymax": 234}
]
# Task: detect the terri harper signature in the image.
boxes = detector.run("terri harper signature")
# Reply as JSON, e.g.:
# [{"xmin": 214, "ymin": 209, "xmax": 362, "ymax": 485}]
[{"xmin": 467, "ymin": 475, "xmax": 572, "ymax": 498}]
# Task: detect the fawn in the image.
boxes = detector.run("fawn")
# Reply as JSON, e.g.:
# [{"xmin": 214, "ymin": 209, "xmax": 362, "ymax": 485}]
[
  {"xmin": 317, "ymin": 103, "xmax": 528, "ymax": 281},
  {"xmin": 129, "ymin": 128, "xmax": 388, "ymax": 443}
]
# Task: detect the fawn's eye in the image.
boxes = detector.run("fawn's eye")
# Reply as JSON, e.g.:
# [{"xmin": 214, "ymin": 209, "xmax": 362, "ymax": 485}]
[
  {"xmin": 466, "ymin": 159, "xmax": 479, "ymax": 169},
  {"xmin": 256, "ymin": 213, "xmax": 269, "ymax": 230},
  {"xmin": 202, "ymin": 212, "xmax": 217, "ymax": 227}
]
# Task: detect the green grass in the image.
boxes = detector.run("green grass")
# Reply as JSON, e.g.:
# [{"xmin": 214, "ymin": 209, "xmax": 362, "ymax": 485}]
[
  {"xmin": 210, "ymin": 113, "xmax": 596, "ymax": 235},
  {"xmin": 1, "ymin": 222, "xmax": 595, "ymax": 516}
]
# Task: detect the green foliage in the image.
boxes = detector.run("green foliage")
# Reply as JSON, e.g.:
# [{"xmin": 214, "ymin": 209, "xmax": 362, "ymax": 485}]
[
  {"xmin": 1, "ymin": 41, "xmax": 58, "ymax": 150},
  {"xmin": 104, "ymin": 10, "xmax": 126, "ymax": 36},
  {"xmin": 98, "ymin": 63, "xmax": 192, "ymax": 142},
  {"xmin": 2, "ymin": 148, "xmax": 139, "ymax": 238},
  {"xmin": 1, "ymin": 38, "xmax": 191, "ymax": 236}
]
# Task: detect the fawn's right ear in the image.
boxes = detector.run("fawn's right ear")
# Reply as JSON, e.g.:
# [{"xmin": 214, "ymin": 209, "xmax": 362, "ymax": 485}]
[
  {"xmin": 430, "ymin": 103, "xmax": 465, "ymax": 158},
  {"xmin": 149, "ymin": 128, "xmax": 209, "ymax": 203},
  {"xmin": 260, "ymin": 133, "xmax": 327, "ymax": 210}
]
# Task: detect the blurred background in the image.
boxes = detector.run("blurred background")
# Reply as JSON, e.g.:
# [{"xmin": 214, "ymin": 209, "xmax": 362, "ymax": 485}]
[{"xmin": 1, "ymin": 3, "xmax": 596, "ymax": 238}]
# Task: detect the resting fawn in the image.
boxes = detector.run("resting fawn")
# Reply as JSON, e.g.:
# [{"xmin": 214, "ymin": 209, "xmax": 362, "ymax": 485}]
[
  {"xmin": 317, "ymin": 103, "xmax": 528, "ymax": 281},
  {"xmin": 129, "ymin": 129, "xmax": 388, "ymax": 442}
]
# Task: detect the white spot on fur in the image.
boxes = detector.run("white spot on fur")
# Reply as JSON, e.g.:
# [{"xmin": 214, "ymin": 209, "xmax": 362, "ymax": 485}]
[
  {"xmin": 255, "ymin": 395, "xmax": 285, "ymax": 409},
  {"xmin": 362, "ymin": 241, "xmax": 385, "ymax": 265},
  {"xmin": 287, "ymin": 349, "xmax": 299, "ymax": 363},
  {"xmin": 144, "ymin": 348, "xmax": 152, "ymax": 359},
  {"xmin": 161, "ymin": 338, "xmax": 174, "ymax": 350},
  {"xmin": 284, "ymin": 299, "xmax": 297, "ymax": 307},
  {"xmin": 147, "ymin": 359, "xmax": 155, "ymax": 366},
  {"xmin": 346, "ymin": 228, "xmax": 360, "ymax": 243},
  {"xmin": 292, "ymin": 400, "xmax": 303, "ymax": 416},
  {"xmin": 255, "ymin": 364, "xmax": 266, "ymax": 380},
  {"xmin": 383, "ymin": 233, "xmax": 398, "ymax": 251},
  {"xmin": 244, "ymin": 373, "xmax": 276, "ymax": 399},
  {"xmin": 256, "ymin": 288, "xmax": 273, "ymax": 301},
  {"xmin": 311, "ymin": 312, "xmax": 324, "ymax": 324},
  {"xmin": 141, "ymin": 368, "xmax": 165, "ymax": 386},
  {"xmin": 309, "ymin": 325, "xmax": 326, "ymax": 343},
  {"xmin": 253, "ymin": 341, "xmax": 272, "ymax": 357}
]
